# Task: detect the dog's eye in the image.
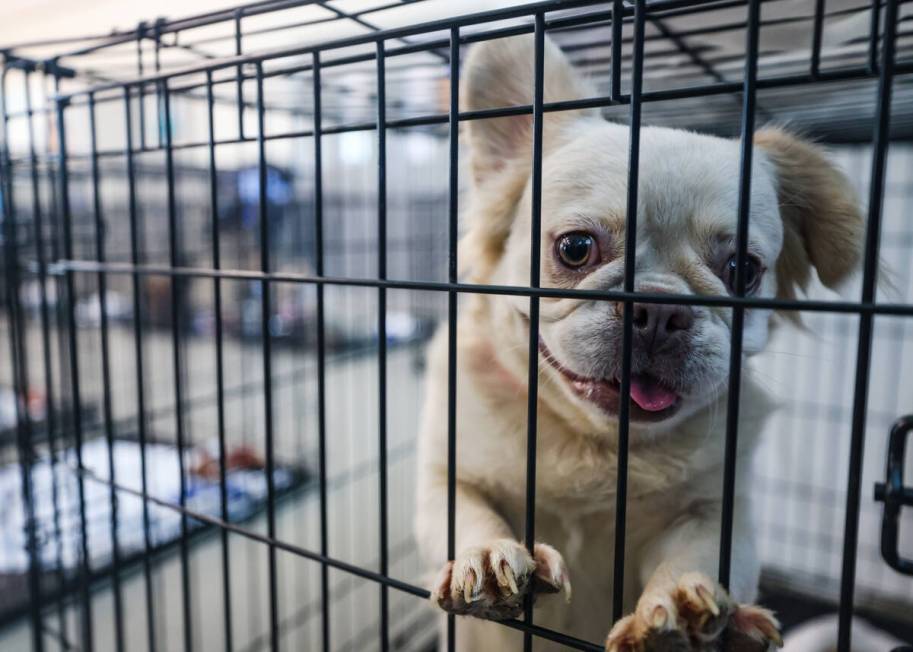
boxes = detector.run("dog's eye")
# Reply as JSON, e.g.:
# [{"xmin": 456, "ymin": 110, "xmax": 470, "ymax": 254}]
[
  {"xmin": 723, "ymin": 254, "xmax": 764, "ymax": 294},
  {"xmin": 556, "ymin": 232, "xmax": 596, "ymax": 268}
]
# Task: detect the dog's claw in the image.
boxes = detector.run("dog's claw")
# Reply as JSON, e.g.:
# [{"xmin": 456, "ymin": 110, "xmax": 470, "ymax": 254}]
[
  {"xmin": 651, "ymin": 605, "xmax": 670, "ymax": 629},
  {"xmin": 731, "ymin": 604, "xmax": 783, "ymax": 648},
  {"xmin": 431, "ymin": 539, "xmax": 570, "ymax": 620},
  {"xmin": 606, "ymin": 573, "xmax": 782, "ymax": 652},
  {"xmin": 462, "ymin": 570, "xmax": 475, "ymax": 603},
  {"xmin": 492, "ymin": 556, "xmax": 519, "ymax": 594},
  {"xmin": 696, "ymin": 583, "xmax": 720, "ymax": 617}
]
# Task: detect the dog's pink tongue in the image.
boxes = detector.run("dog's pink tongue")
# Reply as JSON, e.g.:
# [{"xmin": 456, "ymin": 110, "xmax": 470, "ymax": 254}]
[{"xmin": 629, "ymin": 376, "xmax": 678, "ymax": 412}]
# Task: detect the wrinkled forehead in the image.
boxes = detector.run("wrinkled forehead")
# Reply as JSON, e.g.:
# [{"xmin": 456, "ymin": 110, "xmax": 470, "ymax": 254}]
[{"xmin": 537, "ymin": 121, "xmax": 784, "ymax": 257}]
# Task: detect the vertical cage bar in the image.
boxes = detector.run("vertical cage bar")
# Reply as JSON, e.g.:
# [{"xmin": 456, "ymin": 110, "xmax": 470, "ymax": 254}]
[
  {"xmin": 49, "ymin": 73, "xmax": 77, "ymax": 647},
  {"xmin": 136, "ymin": 23, "xmax": 147, "ymax": 151},
  {"xmin": 838, "ymin": 0, "xmax": 897, "ymax": 648},
  {"xmin": 235, "ymin": 10, "xmax": 245, "ymax": 141},
  {"xmin": 312, "ymin": 50, "xmax": 331, "ymax": 652},
  {"xmin": 522, "ymin": 14, "xmax": 546, "ymax": 652},
  {"xmin": 55, "ymin": 94, "xmax": 95, "ymax": 652},
  {"xmin": 255, "ymin": 61, "xmax": 281, "ymax": 652},
  {"xmin": 718, "ymin": 0, "xmax": 760, "ymax": 588},
  {"xmin": 445, "ymin": 26, "xmax": 459, "ymax": 652},
  {"xmin": 206, "ymin": 69, "xmax": 234, "ymax": 652},
  {"xmin": 810, "ymin": 0, "xmax": 825, "ymax": 77},
  {"xmin": 161, "ymin": 78, "xmax": 194, "ymax": 652},
  {"xmin": 123, "ymin": 84, "xmax": 158, "ymax": 652},
  {"xmin": 1, "ymin": 65, "xmax": 44, "ymax": 652},
  {"xmin": 611, "ymin": 0, "xmax": 623, "ymax": 101},
  {"xmin": 32, "ymin": 68, "xmax": 70, "ymax": 643},
  {"xmin": 868, "ymin": 0, "xmax": 881, "ymax": 74},
  {"xmin": 611, "ymin": 0, "xmax": 645, "ymax": 622},
  {"xmin": 88, "ymin": 90, "xmax": 126, "ymax": 652},
  {"xmin": 154, "ymin": 20, "xmax": 164, "ymax": 150},
  {"xmin": 375, "ymin": 38, "xmax": 390, "ymax": 652}
]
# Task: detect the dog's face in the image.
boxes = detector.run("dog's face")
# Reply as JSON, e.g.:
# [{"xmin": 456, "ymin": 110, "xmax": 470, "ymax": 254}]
[
  {"xmin": 515, "ymin": 127, "xmax": 783, "ymax": 428},
  {"xmin": 462, "ymin": 36, "xmax": 863, "ymax": 434}
]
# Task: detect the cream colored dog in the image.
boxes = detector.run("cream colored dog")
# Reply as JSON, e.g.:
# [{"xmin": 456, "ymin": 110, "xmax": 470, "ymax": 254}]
[{"xmin": 415, "ymin": 34, "xmax": 863, "ymax": 652}]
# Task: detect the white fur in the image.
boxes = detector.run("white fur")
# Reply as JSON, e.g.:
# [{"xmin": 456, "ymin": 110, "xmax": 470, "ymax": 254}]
[{"xmin": 415, "ymin": 34, "xmax": 860, "ymax": 651}]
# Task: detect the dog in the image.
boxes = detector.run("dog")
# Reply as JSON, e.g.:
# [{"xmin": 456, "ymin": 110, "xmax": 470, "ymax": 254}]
[{"xmin": 414, "ymin": 33, "xmax": 863, "ymax": 652}]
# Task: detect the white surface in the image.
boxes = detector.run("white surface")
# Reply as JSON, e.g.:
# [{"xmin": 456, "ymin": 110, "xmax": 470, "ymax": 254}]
[{"xmin": 0, "ymin": 438, "xmax": 292, "ymax": 573}]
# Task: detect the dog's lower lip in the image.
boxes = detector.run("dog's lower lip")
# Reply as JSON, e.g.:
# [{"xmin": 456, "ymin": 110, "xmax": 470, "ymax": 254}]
[{"xmin": 539, "ymin": 340, "xmax": 681, "ymax": 421}]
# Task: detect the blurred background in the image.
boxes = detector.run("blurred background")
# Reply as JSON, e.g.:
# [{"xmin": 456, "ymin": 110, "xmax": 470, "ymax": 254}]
[{"xmin": 0, "ymin": 0, "xmax": 911, "ymax": 650}]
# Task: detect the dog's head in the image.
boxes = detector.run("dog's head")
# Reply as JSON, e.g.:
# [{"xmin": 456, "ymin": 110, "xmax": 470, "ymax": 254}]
[{"xmin": 462, "ymin": 35, "xmax": 864, "ymax": 433}]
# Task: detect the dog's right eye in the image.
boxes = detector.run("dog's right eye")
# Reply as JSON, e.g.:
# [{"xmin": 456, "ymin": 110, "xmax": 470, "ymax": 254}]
[{"xmin": 555, "ymin": 232, "xmax": 596, "ymax": 268}]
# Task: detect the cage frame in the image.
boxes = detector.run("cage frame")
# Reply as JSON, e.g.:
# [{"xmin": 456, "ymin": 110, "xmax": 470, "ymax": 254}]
[{"xmin": 1, "ymin": 0, "xmax": 912, "ymax": 651}]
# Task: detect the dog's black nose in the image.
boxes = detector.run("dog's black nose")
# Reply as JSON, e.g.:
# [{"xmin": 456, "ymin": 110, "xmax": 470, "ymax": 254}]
[{"xmin": 629, "ymin": 302, "xmax": 694, "ymax": 349}]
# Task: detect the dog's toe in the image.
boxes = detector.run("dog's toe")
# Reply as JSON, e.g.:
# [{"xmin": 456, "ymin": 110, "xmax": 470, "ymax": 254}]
[
  {"xmin": 430, "ymin": 539, "xmax": 570, "ymax": 620},
  {"xmin": 607, "ymin": 573, "xmax": 781, "ymax": 652}
]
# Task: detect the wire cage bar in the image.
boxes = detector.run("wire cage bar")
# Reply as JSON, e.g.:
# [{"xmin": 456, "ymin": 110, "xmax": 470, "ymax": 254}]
[{"xmin": 1, "ymin": 0, "xmax": 912, "ymax": 651}]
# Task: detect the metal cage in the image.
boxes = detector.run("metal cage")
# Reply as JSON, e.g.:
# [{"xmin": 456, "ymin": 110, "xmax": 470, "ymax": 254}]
[{"xmin": 1, "ymin": 1, "xmax": 912, "ymax": 651}]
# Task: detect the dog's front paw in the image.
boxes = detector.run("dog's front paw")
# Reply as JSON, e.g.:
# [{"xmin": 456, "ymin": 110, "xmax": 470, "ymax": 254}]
[
  {"xmin": 605, "ymin": 572, "xmax": 782, "ymax": 652},
  {"xmin": 431, "ymin": 540, "xmax": 571, "ymax": 620}
]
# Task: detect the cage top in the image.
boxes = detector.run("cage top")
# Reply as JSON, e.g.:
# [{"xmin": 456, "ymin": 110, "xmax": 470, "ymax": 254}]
[{"xmin": 2, "ymin": 0, "xmax": 913, "ymax": 144}]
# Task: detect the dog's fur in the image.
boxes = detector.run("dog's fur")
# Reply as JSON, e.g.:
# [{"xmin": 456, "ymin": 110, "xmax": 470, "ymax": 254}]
[{"xmin": 415, "ymin": 35, "xmax": 863, "ymax": 651}]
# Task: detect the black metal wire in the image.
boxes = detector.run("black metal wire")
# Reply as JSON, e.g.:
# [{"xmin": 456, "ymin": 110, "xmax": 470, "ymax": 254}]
[
  {"xmin": 869, "ymin": 0, "xmax": 883, "ymax": 75},
  {"xmin": 445, "ymin": 25, "xmax": 460, "ymax": 652},
  {"xmin": 207, "ymin": 67, "xmax": 235, "ymax": 652},
  {"xmin": 236, "ymin": 10, "xmax": 246, "ymax": 142},
  {"xmin": 54, "ymin": 455, "xmax": 605, "ymax": 652},
  {"xmin": 161, "ymin": 77, "xmax": 195, "ymax": 652},
  {"xmin": 137, "ymin": 24, "xmax": 147, "ymax": 152},
  {"xmin": 87, "ymin": 90, "xmax": 126, "ymax": 652},
  {"xmin": 123, "ymin": 83, "xmax": 160, "ymax": 652},
  {"xmin": 5, "ymin": 2, "xmax": 913, "ymax": 651},
  {"xmin": 55, "ymin": 92, "xmax": 97, "ymax": 652},
  {"xmin": 718, "ymin": 0, "xmax": 760, "ymax": 589},
  {"xmin": 41, "ymin": 259, "xmax": 913, "ymax": 316},
  {"xmin": 611, "ymin": 0, "xmax": 645, "ymax": 622},
  {"xmin": 0, "ymin": 66, "xmax": 44, "ymax": 652},
  {"xmin": 810, "ymin": 0, "xmax": 826, "ymax": 77},
  {"xmin": 611, "ymin": 0, "xmax": 622, "ymax": 100},
  {"xmin": 46, "ymin": 0, "xmax": 684, "ymax": 99},
  {"xmin": 8, "ymin": 0, "xmax": 903, "ymax": 116},
  {"xmin": 522, "ymin": 15, "xmax": 547, "ymax": 652},
  {"xmin": 375, "ymin": 37, "xmax": 390, "ymax": 652},
  {"xmin": 255, "ymin": 61, "xmax": 281, "ymax": 652},
  {"xmin": 47, "ymin": 70, "xmax": 75, "ymax": 650},
  {"xmin": 838, "ymin": 0, "xmax": 900, "ymax": 649},
  {"xmin": 312, "ymin": 49, "xmax": 331, "ymax": 652},
  {"xmin": 45, "ymin": 57, "xmax": 913, "ymax": 163},
  {"xmin": 27, "ymin": 67, "xmax": 70, "ymax": 648}
]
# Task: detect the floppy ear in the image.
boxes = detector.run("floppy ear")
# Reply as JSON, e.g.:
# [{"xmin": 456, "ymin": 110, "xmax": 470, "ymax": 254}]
[
  {"xmin": 461, "ymin": 34, "xmax": 596, "ymax": 279},
  {"xmin": 754, "ymin": 127, "xmax": 864, "ymax": 300}
]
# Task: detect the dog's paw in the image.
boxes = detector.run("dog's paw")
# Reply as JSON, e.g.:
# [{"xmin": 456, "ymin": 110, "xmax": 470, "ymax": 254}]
[
  {"xmin": 431, "ymin": 540, "xmax": 571, "ymax": 620},
  {"xmin": 721, "ymin": 604, "xmax": 783, "ymax": 652},
  {"xmin": 605, "ymin": 572, "xmax": 782, "ymax": 652}
]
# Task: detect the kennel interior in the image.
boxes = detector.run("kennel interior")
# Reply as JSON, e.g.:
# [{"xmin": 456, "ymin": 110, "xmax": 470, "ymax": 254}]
[{"xmin": 0, "ymin": 0, "xmax": 912, "ymax": 650}]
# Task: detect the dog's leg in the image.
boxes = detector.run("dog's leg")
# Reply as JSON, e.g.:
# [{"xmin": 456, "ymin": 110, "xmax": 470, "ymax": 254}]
[
  {"xmin": 415, "ymin": 471, "xmax": 570, "ymax": 620},
  {"xmin": 605, "ymin": 498, "xmax": 781, "ymax": 652}
]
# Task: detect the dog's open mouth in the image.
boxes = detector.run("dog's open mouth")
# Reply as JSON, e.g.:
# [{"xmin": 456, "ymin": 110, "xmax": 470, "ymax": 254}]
[{"xmin": 539, "ymin": 340, "xmax": 681, "ymax": 422}]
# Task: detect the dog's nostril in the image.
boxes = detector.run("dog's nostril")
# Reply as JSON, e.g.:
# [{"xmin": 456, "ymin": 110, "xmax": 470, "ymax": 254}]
[
  {"xmin": 628, "ymin": 303, "xmax": 694, "ymax": 345},
  {"xmin": 666, "ymin": 307, "xmax": 694, "ymax": 332},
  {"xmin": 632, "ymin": 305, "xmax": 650, "ymax": 329}
]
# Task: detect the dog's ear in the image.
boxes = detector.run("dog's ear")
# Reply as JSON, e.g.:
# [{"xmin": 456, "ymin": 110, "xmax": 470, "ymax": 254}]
[
  {"xmin": 460, "ymin": 35, "xmax": 596, "ymax": 279},
  {"xmin": 462, "ymin": 34, "xmax": 597, "ymax": 184},
  {"xmin": 754, "ymin": 127, "xmax": 864, "ymax": 301}
]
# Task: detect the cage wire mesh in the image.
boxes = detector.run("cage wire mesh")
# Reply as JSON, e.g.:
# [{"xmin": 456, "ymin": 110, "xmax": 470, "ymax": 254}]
[{"xmin": 0, "ymin": 0, "xmax": 912, "ymax": 651}]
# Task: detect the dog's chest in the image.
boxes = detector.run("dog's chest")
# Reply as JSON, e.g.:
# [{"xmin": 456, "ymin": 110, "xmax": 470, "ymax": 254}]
[{"xmin": 458, "ymin": 414, "xmax": 693, "ymax": 518}]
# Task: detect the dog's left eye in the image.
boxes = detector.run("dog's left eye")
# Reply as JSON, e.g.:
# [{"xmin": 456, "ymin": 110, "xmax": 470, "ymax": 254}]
[
  {"xmin": 555, "ymin": 232, "xmax": 596, "ymax": 268},
  {"xmin": 722, "ymin": 253, "xmax": 764, "ymax": 294}
]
